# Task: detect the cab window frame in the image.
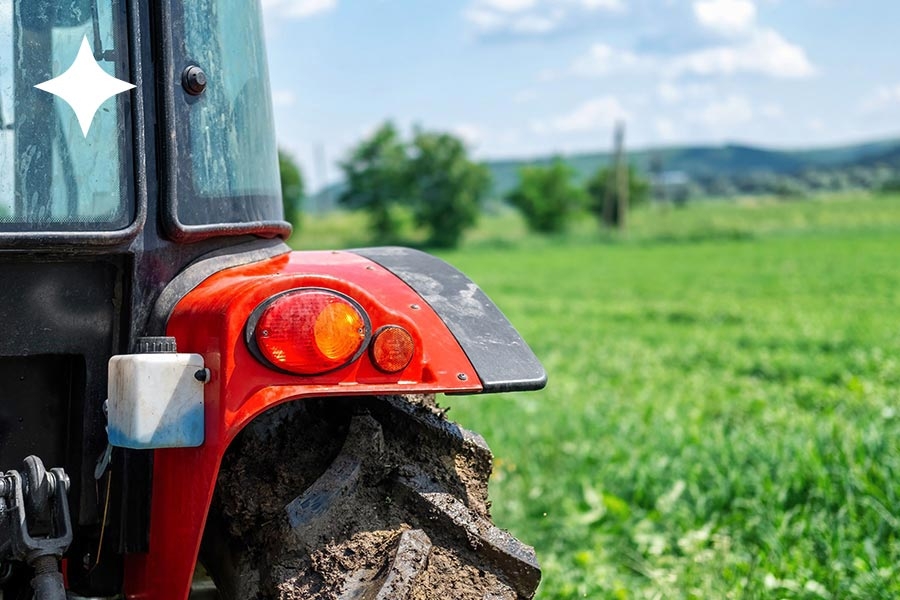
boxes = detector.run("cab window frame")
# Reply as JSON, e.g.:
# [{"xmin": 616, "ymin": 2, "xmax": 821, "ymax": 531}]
[
  {"xmin": 158, "ymin": 0, "xmax": 290, "ymax": 243},
  {"xmin": 0, "ymin": 0, "xmax": 144, "ymax": 248}
]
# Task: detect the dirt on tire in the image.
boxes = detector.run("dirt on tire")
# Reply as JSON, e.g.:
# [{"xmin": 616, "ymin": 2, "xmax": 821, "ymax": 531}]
[{"xmin": 201, "ymin": 395, "xmax": 539, "ymax": 600}]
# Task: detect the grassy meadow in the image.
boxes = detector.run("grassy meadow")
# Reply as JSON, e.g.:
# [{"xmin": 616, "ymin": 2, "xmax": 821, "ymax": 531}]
[{"xmin": 292, "ymin": 193, "xmax": 900, "ymax": 599}]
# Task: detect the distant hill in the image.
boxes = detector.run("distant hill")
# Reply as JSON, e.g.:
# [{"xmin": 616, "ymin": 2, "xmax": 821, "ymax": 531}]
[
  {"xmin": 484, "ymin": 138, "xmax": 900, "ymax": 200},
  {"xmin": 308, "ymin": 137, "xmax": 900, "ymax": 210}
]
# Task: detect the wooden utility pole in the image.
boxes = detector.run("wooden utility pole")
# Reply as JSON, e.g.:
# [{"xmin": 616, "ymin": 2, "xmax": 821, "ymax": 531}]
[
  {"xmin": 603, "ymin": 121, "xmax": 629, "ymax": 229},
  {"xmin": 314, "ymin": 142, "xmax": 327, "ymax": 214},
  {"xmin": 650, "ymin": 153, "xmax": 666, "ymax": 206}
]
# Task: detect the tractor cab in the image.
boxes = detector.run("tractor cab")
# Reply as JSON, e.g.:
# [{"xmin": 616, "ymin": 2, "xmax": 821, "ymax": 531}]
[
  {"xmin": 1, "ymin": 0, "xmax": 285, "ymax": 237},
  {"xmin": 0, "ymin": 2, "xmax": 546, "ymax": 599}
]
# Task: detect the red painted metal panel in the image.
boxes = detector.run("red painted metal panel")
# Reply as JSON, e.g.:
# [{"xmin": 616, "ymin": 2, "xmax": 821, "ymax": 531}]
[{"xmin": 123, "ymin": 251, "xmax": 480, "ymax": 599}]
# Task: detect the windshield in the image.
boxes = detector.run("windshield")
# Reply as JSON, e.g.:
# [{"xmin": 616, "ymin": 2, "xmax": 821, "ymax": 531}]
[{"xmin": 0, "ymin": 0, "xmax": 132, "ymax": 232}]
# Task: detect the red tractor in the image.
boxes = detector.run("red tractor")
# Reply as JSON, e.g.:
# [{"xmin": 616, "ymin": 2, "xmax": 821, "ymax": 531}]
[{"xmin": 0, "ymin": 1, "xmax": 545, "ymax": 599}]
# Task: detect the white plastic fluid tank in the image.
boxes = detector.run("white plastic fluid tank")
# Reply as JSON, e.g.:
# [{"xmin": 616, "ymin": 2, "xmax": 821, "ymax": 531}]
[{"xmin": 107, "ymin": 353, "xmax": 206, "ymax": 449}]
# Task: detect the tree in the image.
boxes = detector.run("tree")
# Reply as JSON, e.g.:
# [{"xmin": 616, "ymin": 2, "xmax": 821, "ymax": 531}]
[
  {"xmin": 586, "ymin": 165, "xmax": 650, "ymax": 227},
  {"xmin": 507, "ymin": 160, "xmax": 584, "ymax": 233},
  {"xmin": 338, "ymin": 122, "xmax": 409, "ymax": 242},
  {"xmin": 879, "ymin": 177, "xmax": 900, "ymax": 194},
  {"xmin": 408, "ymin": 131, "xmax": 491, "ymax": 248},
  {"xmin": 278, "ymin": 149, "xmax": 304, "ymax": 231}
]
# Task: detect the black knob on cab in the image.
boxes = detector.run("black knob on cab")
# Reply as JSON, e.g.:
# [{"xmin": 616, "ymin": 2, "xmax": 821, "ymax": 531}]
[{"xmin": 182, "ymin": 66, "xmax": 207, "ymax": 96}]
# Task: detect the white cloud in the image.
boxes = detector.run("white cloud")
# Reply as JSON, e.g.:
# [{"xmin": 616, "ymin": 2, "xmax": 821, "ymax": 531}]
[
  {"xmin": 465, "ymin": 6, "xmax": 565, "ymax": 35},
  {"xmin": 480, "ymin": 0, "xmax": 539, "ymax": 12},
  {"xmin": 760, "ymin": 102, "xmax": 784, "ymax": 119},
  {"xmin": 657, "ymin": 81, "xmax": 715, "ymax": 104},
  {"xmin": 581, "ymin": 0, "xmax": 624, "ymax": 8},
  {"xmin": 860, "ymin": 84, "xmax": 900, "ymax": 113},
  {"xmin": 570, "ymin": 29, "xmax": 814, "ymax": 82},
  {"xmin": 508, "ymin": 13, "xmax": 563, "ymax": 34},
  {"xmin": 464, "ymin": 8, "xmax": 506, "ymax": 30},
  {"xmin": 537, "ymin": 67, "xmax": 562, "ymax": 82},
  {"xmin": 685, "ymin": 1, "xmax": 816, "ymax": 79},
  {"xmin": 691, "ymin": 95, "xmax": 754, "ymax": 128},
  {"xmin": 568, "ymin": 0, "xmax": 814, "ymax": 83},
  {"xmin": 452, "ymin": 123, "xmax": 485, "ymax": 147},
  {"xmin": 693, "ymin": 0, "xmax": 757, "ymax": 36},
  {"xmin": 509, "ymin": 0, "xmax": 625, "ymax": 11},
  {"xmin": 262, "ymin": 0, "xmax": 337, "ymax": 19},
  {"xmin": 532, "ymin": 96, "xmax": 630, "ymax": 134},
  {"xmin": 677, "ymin": 95, "xmax": 784, "ymax": 134},
  {"xmin": 513, "ymin": 89, "xmax": 539, "ymax": 104},
  {"xmin": 671, "ymin": 29, "xmax": 816, "ymax": 79},
  {"xmin": 476, "ymin": 127, "xmax": 527, "ymax": 158},
  {"xmin": 655, "ymin": 117, "xmax": 678, "ymax": 141},
  {"xmin": 571, "ymin": 43, "xmax": 651, "ymax": 77},
  {"xmin": 465, "ymin": 0, "xmax": 625, "ymax": 36},
  {"xmin": 272, "ymin": 90, "xmax": 298, "ymax": 108}
]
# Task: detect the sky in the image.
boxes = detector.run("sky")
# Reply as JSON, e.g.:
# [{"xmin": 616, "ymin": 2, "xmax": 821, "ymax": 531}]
[{"xmin": 261, "ymin": 0, "xmax": 900, "ymax": 192}]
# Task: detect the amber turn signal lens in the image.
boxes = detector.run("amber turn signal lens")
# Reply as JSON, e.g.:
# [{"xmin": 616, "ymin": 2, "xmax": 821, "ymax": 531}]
[
  {"xmin": 253, "ymin": 290, "xmax": 369, "ymax": 375},
  {"xmin": 370, "ymin": 326, "xmax": 415, "ymax": 373}
]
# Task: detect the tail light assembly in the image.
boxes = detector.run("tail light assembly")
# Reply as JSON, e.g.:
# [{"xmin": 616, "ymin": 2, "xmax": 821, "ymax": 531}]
[{"xmin": 245, "ymin": 288, "xmax": 417, "ymax": 377}]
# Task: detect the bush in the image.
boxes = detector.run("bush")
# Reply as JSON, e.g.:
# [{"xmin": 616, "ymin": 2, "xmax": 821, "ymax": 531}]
[
  {"xmin": 506, "ymin": 160, "xmax": 584, "ymax": 233},
  {"xmin": 338, "ymin": 122, "xmax": 409, "ymax": 242},
  {"xmin": 586, "ymin": 165, "xmax": 650, "ymax": 226},
  {"xmin": 879, "ymin": 177, "xmax": 900, "ymax": 194},
  {"xmin": 279, "ymin": 149, "xmax": 304, "ymax": 231},
  {"xmin": 408, "ymin": 131, "xmax": 491, "ymax": 248},
  {"xmin": 339, "ymin": 122, "xmax": 491, "ymax": 247}
]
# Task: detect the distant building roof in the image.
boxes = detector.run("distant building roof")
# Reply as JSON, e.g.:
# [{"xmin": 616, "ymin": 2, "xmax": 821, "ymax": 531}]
[{"xmin": 653, "ymin": 171, "xmax": 690, "ymax": 186}]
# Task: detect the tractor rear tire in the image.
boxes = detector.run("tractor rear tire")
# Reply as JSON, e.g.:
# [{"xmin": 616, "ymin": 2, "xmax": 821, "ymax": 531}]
[{"xmin": 200, "ymin": 395, "xmax": 540, "ymax": 600}]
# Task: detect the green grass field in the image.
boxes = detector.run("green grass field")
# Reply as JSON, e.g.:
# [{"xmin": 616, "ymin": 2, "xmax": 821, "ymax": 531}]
[{"xmin": 295, "ymin": 193, "xmax": 900, "ymax": 599}]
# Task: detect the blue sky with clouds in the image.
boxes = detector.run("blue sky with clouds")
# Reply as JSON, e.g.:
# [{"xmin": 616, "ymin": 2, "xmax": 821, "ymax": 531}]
[{"xmin": 261, "ymin": 0, "xmax": 900, "ymax": 190}]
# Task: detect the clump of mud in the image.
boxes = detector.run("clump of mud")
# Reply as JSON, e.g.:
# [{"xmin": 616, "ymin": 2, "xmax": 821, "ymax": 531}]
[
  {"xmin": 214, "ymin": 399, "xmax": 349, "ymax": 545},
  {"xmin": 204, "ymin": 396, "xmax": 534, "ymax": 600}
]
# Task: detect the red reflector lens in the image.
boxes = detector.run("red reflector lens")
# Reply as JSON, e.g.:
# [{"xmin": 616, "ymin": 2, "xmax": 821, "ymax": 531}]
[
  {"xmin": 253, "ymin": 290, "xmax": 369, "ymax": 375},
  {"xmin": 371, "ymin": 326, "xmax": 415, "ymax": 373}
]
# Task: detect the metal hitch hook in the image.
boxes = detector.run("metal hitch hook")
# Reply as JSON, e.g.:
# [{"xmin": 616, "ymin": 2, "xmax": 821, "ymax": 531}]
[{"xmin": 0, "ymin": 456, "xmax": 73, "ymax": 600}]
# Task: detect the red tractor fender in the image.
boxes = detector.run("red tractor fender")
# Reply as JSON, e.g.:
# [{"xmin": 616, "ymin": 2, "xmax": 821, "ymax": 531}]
[{"xmin": 122, "ymin": 248, "xmax": 544, "ymax": 599}]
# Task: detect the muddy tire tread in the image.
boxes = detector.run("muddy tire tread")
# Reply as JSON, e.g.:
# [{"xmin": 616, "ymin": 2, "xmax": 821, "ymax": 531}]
[{"xmin": 202, "ymin": 396, "xmax": 540, "ymax": 600}]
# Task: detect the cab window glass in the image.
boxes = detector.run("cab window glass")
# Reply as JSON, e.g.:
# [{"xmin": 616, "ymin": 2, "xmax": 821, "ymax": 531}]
[
  {"xmin": 178, "ymin": 0, "xmax": 281, "ymax": 226},
  {"xmin": 0, "ymin": 0, "xmax": 132, "ymax": 231}
]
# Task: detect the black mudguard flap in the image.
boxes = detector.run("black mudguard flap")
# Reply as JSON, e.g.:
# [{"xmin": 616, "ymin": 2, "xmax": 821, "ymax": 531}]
[{"xmin": 351, "ymin": 247, "xmax": 547, "ymax": 393}]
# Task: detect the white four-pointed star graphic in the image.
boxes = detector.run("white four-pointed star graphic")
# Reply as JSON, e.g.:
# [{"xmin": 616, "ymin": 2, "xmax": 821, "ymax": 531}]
[{"xmin": 34, "ymin": 35, "xmax": 136, "ymax": 137}]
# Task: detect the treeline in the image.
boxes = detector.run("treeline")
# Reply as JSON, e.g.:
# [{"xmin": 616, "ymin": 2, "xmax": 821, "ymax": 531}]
[
  {"xmin": 279, "ymin": 126, "xmax": 900, "ymax": 246},
  {"xmin": 282, "ymin": 121, "xmax": 650, "ymax": 247}
]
